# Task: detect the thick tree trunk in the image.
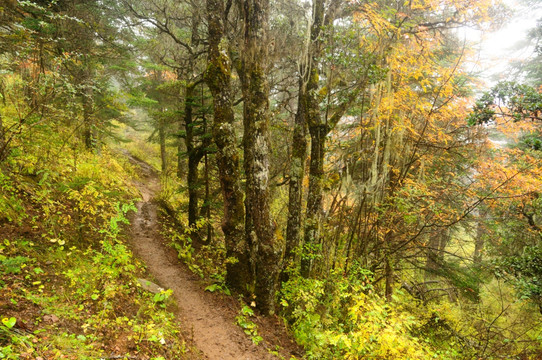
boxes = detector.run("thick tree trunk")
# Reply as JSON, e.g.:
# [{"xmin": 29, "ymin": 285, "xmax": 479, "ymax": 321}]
[
  {"xmin": 205, "ymin": 0, "xmax": 251, "ymax": 294},
  {"xmin": 239, "ymin": 0, "xmax": 282, "ymax": 314},
  {"xmin": 298, "ymin": 0, "xmax": 326, "ymax": 278},
  {"xmin": 284, "ymin": 80, "xmax": 308, "ymax": 274}
]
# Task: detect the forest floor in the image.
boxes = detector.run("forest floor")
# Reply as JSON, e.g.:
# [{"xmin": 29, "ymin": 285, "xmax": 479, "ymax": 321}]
[{"xmin": 124, "ymin": 153, "xmax": 302, "ymax": 360}]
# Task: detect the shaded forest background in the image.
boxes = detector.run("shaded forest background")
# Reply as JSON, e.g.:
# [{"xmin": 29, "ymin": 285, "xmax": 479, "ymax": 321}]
[{"xmin": 3, "ymin": 0, "xmax": 542, "ymax": 358}]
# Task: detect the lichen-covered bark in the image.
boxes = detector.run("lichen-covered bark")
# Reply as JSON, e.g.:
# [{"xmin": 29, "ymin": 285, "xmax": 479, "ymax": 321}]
[
  {"xmin": 298, "ymin": 0, "xmax": 356, "ymax": 278},
  {"xmin": 284, "ymin": 80, "xmax": 307, "ymax": 273},
  {"xmin": 299, "ymin": 0, "xmax": 326, "ymax": 278},
  {"xmin": 205, "ymin": 0, "xmax": 251, "ymax": 293},
  {"xmin": 238, "ymin": 0, "xmax": 283, "ymax": 314}
]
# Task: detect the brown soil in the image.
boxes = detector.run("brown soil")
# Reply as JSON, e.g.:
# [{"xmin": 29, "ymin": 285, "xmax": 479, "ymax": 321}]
[{"xmin": 125, "ymin": 154, "xmax": 303, "ymax": 360}]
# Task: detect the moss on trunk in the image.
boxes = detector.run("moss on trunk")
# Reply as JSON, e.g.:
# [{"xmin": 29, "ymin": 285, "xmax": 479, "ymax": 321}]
[
  {"xmin": 238, "ymin": 0, "xmax": 283, "ymax": 315},
  {"xmin": 205, "ymin": 0, "xmax": 252, "ymax": 294}
]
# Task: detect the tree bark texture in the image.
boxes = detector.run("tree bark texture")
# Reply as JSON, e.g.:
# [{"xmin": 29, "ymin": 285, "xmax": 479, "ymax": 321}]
[
  {"xmin": 284, "ymin": 78, "xmax": 308, "ymax": 274},
  {"xmin": 205, "ymin": 0, "xmax": 252, "ymax": 294},
  {"xmin": 299, "ymin": 0, "xmax": 326, "ymax": 278},
  {"xmin": 239, "ymin": 0, "xmax": 282, "ymax": 314}
]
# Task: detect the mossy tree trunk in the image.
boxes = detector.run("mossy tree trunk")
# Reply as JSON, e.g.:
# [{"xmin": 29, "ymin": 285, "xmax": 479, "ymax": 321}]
[
  {"xmin": 285, "ymin": 0, "xmax": 326, "ymax": 276},
  {"xmin": 299, "ymin": 0, "xmax": 326, "ymax": 278},
  {"xmin": 238, "ymin": 0, "xmax": 283, "ymax": 314},
  {"xmin": 205, "ymin": 0, "xmax": 252, "ymax": 294},
  {"xmin": 284, "ymin": 77, "xmax": 308, "ymax": 275},
  {"xmin": 297, "ymin": 0, "xmax": 359, "ymax": 278}
]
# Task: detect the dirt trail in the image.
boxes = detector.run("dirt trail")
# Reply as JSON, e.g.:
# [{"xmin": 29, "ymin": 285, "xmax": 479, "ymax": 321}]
[{"xmin": 125, "ymin": 155, "xmax": 280, "ymax": 360}]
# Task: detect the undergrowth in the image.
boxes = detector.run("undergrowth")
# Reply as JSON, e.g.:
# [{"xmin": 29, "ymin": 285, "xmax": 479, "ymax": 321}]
[
  {"xmin": 280, "ymin": 267, "xmax": 460, "ymax": 359},
  {"xmin": 0, "ymin": 144, "xmax": 189, "ymax": 359},
  {"xmin": 280, "ymin": 263, "xmax": 542, "ymax": 359}
]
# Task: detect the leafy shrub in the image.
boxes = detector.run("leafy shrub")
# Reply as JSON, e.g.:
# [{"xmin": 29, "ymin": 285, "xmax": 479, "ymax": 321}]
[{"xmin": 281, "ymin": 268, "xmax": 445, "ymax": 359}]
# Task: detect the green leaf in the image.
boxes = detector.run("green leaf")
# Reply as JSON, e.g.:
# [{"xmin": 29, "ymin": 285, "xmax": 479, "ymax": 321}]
[
  {"xmin": 205, "ymin": 284, "xmax": 218, "ymax": 292},
  {"xmin": 241, "ymin": 305, "xmax": 254, "ymax": 316},
  {"xmin": 2, "ymin": 317, "xmax": 16, "ymax": 329},
  {"xmin": 153, "ymin": 289, "xmax": 172, "ymax": 303}
]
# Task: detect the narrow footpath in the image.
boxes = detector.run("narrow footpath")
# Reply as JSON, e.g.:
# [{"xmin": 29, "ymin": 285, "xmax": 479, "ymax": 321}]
[{"xmin": 125, "ymin": 154, "xmax": 291, "ymax": 360}]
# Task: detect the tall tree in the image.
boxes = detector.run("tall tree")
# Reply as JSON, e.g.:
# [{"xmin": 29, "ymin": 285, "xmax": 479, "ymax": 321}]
[
  {"xmin": 284, "ymin": 74, "xmax": 308, "ymax": 276},
  {"xmin": 294, "ymin": 0, "xmax": 370, "ymax": 277},
  {"xmin": 296, "ymin": 0, "xmax": 326, "ymax": 278},
  {"xmin": 54, "ymin": 0, "xmax": 129, "ymax": 150},
  {"xmin": 205, "ymin": 0, "xmax": 252, "ymax": 293},
  {"xmin": 236, "ymin": 0, "xmax": 283, "ymax": 313}
]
